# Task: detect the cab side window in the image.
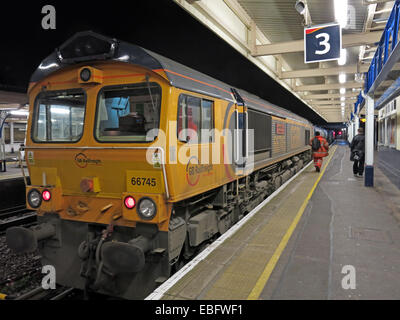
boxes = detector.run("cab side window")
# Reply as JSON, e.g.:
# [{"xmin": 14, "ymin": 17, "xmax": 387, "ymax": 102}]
[
  {"xmin": 177, "ymin": 94, "xmax": 214, "ymax": 143},
  {"xmin": 305, "ymin": 129, "xmax": 311, "ymax": 146}
]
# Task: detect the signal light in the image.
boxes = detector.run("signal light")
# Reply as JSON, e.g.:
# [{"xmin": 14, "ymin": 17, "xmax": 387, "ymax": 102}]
[
  {"xmin": 42, "ymin": 190, "xmax": 51, "ymax": 201},
  {"xmin": 124, "ymin": 196, "xmax": 136, "ymax": 210}
]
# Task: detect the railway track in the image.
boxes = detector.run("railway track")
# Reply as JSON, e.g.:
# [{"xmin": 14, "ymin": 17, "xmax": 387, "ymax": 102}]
[
  {"xmin": 2, "ymin": 285, "xmax": 116, "ymax": 300},
  {"xmin": 10, "ymin": 286, "xmax": 80, "ymax": 300},
  {"xmin": 0, "ymin": 205, "xmax": 37, "ymax": 233}
]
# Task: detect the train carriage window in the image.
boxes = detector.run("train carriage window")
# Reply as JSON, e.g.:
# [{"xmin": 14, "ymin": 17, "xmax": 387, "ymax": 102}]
[
  {"xmin": 32, "ymin": 90, "xmax": 86, "ymax": 143},
  {"xmin": 177, "ymin": 94, "xmax": 214, "ymax": 143},
  {"xmin": 95, "ymin": 82, "xmax": 161, "ymax": 142}
]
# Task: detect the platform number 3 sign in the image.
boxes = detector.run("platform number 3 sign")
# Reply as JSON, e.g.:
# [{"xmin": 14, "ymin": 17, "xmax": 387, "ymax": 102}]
[{"xmin": 304, "ymin": 23, "xmax": 341, "ymax": 64}]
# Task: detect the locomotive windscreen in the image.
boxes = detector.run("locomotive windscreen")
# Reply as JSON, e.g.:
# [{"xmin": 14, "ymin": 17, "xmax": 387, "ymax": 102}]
[
  {"xmin": 95, "ymin": 82, "xmax": 161, "ymax": 142},
  {"xmin": 32, "ymin": 89, "xmax": 86, "ymax": 142}
]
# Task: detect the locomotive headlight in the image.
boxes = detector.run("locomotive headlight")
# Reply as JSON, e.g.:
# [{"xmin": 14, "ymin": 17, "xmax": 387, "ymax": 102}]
[
  {"xmin": 80, "ymin": 68, "xmax": 91, "ymax": 82},
  {"xmin": 137, "ymin": 198, "xmax": 157, "ymax": 220},
  {"xmin": 27, "ymin": 189, "xmax": 42, "ymax": 208}
]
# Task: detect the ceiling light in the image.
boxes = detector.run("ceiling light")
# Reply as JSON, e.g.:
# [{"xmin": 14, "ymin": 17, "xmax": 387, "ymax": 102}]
[
  {"xmin": 338, "ymin": 49, "xmax": 347, "ymax": 65},
  {"xmin": 10, "ymin": 110, "xmax": 29, "ymax": 116},
  {"xmin": 340, "ymin": 88, "xmax": 346, "ymax": 94},
  {"xmin": 334, "ymin": 0, "xmax": 348, "ymax": 28},
  {"xmin": 341, "ymin": 97, "xmax": 345, "ymax": 101},
  {"xmin": 339, "ymin": 74, "xmax": 346, "ymax": 84},
  {"xmin": 341, "ymin": 103, "xmax": 345, "ymax": 107}
]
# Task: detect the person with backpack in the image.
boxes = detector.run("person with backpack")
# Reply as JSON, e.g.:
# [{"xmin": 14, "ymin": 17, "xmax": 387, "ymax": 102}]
[
  {"xmin": 350, "ymin": 127, "xmax": 365, "ymax": 177},
  {"xmin": 309, "ymin": 131, "xmax": 329, "ymax": 172}
]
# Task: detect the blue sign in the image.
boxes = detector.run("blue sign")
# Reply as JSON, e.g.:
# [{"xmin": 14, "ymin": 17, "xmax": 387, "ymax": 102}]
[{"xmin": 304, "ymin": 23, "xmax": 341, "ymax": 64}]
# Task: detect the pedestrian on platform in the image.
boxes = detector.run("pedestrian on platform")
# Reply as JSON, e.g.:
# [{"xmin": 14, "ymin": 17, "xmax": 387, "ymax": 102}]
[
  {"xmin": 309, "ymin": 132, "xmax": 329, "ymax": 172},
  {"xmin": 350, "ymin": 127, "xmax": 365, "ymax": 177}
]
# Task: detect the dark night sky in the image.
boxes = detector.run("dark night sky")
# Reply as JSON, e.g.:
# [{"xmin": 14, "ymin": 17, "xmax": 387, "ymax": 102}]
[{"xmin": 0, "ymin": 0, "xmax": 326, "ymax": 125}]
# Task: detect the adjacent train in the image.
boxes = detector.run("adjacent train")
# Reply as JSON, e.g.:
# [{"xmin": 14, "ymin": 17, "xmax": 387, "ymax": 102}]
[{"xmin": 7, "ymin": 31, "xmax": 318, "ymax": 299}]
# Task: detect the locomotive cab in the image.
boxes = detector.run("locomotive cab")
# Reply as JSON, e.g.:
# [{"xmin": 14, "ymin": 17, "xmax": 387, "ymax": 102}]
[{"xmin": 7, "ymin": 32, "xmax": 178, "ymax": 298}]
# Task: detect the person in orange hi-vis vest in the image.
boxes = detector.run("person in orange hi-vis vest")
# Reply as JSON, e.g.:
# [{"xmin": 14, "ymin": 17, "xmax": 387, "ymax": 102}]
[{"xmin": 309, "ymin": 131, "xmax": 329, "ymax": 172}]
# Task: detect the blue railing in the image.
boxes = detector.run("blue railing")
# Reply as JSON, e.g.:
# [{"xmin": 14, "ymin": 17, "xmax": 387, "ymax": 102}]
[
  {"xmin": 365, "ymin": 0, "xmax": 400, "ymax": 92},
  {"xmin": 353, "ymin": 0, "xmax": 399, "ymax": 115}
]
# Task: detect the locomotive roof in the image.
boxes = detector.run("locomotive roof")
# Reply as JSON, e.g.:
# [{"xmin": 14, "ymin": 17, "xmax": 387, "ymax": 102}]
[{"xmin": 31, "ymin": 31, "xmax": 310, "ymax": 125}]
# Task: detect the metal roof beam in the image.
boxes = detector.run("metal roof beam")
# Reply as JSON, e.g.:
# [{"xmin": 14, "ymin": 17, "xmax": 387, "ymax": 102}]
[
  {"xmin": 310, "ymin": 99, "xmax": 357, "ymax": 105},
  {"xmin": 303, "ymin": 93, "xmax": 360, "ymax": 99},
  {"xmin": 317, "ymin": 107, "xmax": 352, "ymax": 110},
  {"xmin": 252, "ymin": 32, "xmax": 382, "ymax": 56},
  {"xmin": 0, "ymin": 90, "xmax": 28, "ymax": 105},
  {"xmin": 297, "ymin": 79, "xmax": 392, "ymax": 92},
  {"xmin": 280, "ymin": 64, "xmax": 370, "ymax": 79},
  {"xmin": 295, "ymin": 82, "xmax": 364, "ymax": 91}
]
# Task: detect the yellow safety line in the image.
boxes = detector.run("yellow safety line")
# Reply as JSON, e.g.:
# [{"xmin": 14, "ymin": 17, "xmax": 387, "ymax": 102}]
[{"xmin": 247, "ymin": 145, "xmax": 337, "ymax": 300}]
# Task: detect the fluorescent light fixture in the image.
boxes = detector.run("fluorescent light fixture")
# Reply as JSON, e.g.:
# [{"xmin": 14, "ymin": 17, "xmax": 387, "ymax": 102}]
[
  {"xmin": 341, "ymin": 97, "xmax": 345, "ymax": 101},
  {"xmin": 334, "ymin": 0, "xmax": 348, "ymax": 28},
  {"xmin": 340, "ymin": 88, "xmax": 346, "ymax": 94},
  {"xmin": 338, "ymin": 49, "xmax": 347, "ymax": 65},
  {"xmin": 341, "ymin": 103, "xmax": 345, "ymax": 107},
  {"xmin": 10, "ymin": 110, "xmax": 29, "ymax": 116},
  {"xmin": 339, "ymin": 73, "xmax": 346, "ymax": 84}
]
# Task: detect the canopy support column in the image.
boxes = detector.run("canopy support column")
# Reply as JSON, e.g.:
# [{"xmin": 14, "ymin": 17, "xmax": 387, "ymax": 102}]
[{"xmin": 365, "ymin": 95, "xmax": 374, "ymax": 187}]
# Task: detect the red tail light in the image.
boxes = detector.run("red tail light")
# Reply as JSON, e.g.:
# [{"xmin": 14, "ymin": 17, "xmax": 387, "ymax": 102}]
[
  {"xmin": 124, "ymin": 196, "xmax": 136, "ymax": 209},
  {"xmin": 42, "ymin": 190, "xmax": 51, "ymax": 201}
]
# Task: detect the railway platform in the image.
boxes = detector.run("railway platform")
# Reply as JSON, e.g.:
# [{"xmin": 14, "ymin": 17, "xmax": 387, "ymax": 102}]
[
  {"xmin": 0, "ymin": 164, "xmax": 28, "ymax": 182},
  {"xmin": 147, "ymin": 144, "xmax": 400, "ymax": 300}
]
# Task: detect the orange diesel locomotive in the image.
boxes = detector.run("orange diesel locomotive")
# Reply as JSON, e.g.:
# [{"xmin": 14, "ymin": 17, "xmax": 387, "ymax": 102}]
[{"xmin": 7, "ymin": 32, "xmax": 314, "ymax": 299}]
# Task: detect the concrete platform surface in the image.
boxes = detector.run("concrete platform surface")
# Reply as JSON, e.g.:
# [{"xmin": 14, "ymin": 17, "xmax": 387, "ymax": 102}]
[
  {"xmin": 0, "ymin": 165, "xmax": 28, "ymax": 181},
  {"xmin": 263, "ymin": 145, "xmax": 400, "ymax": 300}
]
